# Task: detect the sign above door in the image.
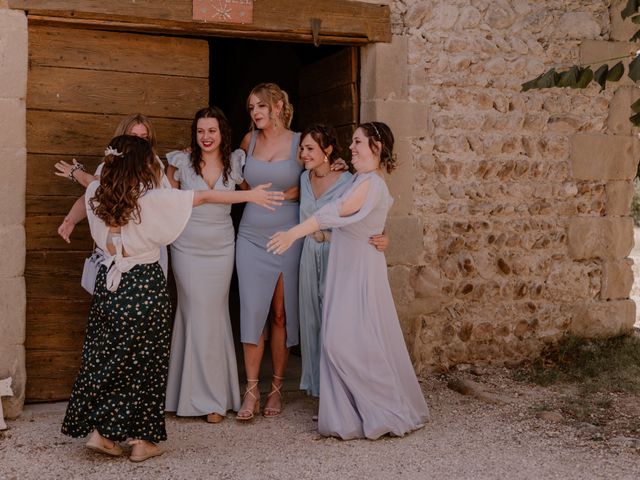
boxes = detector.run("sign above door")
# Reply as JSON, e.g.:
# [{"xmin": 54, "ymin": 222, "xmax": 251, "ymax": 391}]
[{"xmin": 193, "ymin": 0, "xmax": 253, "ymax": 24}]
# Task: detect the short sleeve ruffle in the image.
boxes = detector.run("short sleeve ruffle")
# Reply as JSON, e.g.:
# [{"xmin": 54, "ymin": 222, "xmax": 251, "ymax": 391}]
[
  {"xmin": 230, "ymin": 149, "xmax": 246, "ymax": 184},
  {"xmin": 136, "ymin": 189, "xmax": 194, "ymax": 245},
  {"xmin": 314, "ymin": 173, "xmax": 390, "ymax": 230},
  {"xmin": 166, "ymin": 150, "xmax": 191, "ymax": 183}
]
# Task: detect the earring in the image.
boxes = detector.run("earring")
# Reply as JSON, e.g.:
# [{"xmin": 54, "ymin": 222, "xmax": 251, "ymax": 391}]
[{"xmin": 323, "ymin": 155, "xmax": 329, "ymax": 163}]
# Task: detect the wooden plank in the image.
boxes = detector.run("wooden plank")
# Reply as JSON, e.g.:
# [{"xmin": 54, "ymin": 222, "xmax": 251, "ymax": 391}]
[
  {"xmin": 27, "ymin": 111, "xmax": 192, "ymax": 155},
  {"xmin": 25, "ymin": 349, "xmax": 82, "ymax": 401},
  {"xmin": 13, "ymin": 0, "xmax": 192, "ymax": 20},
  {"xmin": 26, "ymin": 195, "xmax": 87, "ymax": 215},
  {"xmin": 26, "ymin": 251, "xmax": 90, "ymax": 300},
  {"xmin": 29, "ymin": 25, "xmax": 209, "ymax": 77},
  {"xmin": 13, "ymin": 0, "xmax": 391, "ymax": 43},
  {"xmin": 27, "ymin": 154, "xmax": 102, "ymax": 196},
  {"xmin": 299, "ymin": 48, "xmax": 357, "ymax": 98},
  {"xmin": 297, "ymin": 84, "xmax": 358, "ymax": 129},
  {"xmin": 26, "ymin": 298, "xmax": 89, "ymax": 350},
  {"xmin": 26, "ymin": 215, "xmax": 92, "ymax": 251},
  {"xmin": 28, "ymin": 66, "xmax": 208, "ymax": 118}
]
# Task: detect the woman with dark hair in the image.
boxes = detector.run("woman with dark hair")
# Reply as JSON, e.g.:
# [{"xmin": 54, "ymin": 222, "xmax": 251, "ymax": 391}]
[
  {"xmin": 297, "ymin": 124, "xmax": 388, "ymax": 399},
  {"xmin": 268, "ymin": 122, "xmax": 429, "ymax": 440},
  {"xmin": 61, "ymin": 135, "xmax": 282, "ymax": 461},
  {"xmin": 165, "ymin": 106, "xmax": 244, "ymax": 423}
]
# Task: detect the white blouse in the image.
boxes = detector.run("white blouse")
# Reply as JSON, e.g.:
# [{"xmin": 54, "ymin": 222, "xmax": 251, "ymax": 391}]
[{"xmin": 85, "ymin": 181, "xmax": 193, "ymax": 291}]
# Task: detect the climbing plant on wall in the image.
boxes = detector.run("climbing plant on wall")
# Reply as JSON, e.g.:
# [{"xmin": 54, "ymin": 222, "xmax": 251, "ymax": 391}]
[{"xmin": 522, "ymin": 0, "xmax": 640, "ymax": 125}]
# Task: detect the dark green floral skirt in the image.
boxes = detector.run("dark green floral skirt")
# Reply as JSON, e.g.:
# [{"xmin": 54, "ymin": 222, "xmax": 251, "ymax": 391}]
[{"xmin": 62, "ymin": 262, "xmax": 171, "ymax": 443}]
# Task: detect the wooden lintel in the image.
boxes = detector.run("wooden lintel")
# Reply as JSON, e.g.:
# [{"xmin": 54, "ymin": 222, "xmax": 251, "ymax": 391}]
[{"xmin": 10, "ymin": 0, "xmax": 392, "ymax": 44}]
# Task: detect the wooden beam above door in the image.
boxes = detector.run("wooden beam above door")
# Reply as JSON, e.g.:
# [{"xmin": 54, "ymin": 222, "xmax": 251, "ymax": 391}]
[{"xmin": 9, "ymin": 0, "xmax": 391, "ymax": 44}]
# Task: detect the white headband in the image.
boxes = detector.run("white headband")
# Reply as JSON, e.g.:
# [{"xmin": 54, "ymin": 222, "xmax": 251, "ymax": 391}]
[{"xmin": 104, "ymin": 146, "xmax": 124, "ymax": 157}]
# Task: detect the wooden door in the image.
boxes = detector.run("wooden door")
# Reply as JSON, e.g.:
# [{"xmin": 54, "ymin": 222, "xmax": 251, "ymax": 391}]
[
  {"xmin": 25, "ymin": 24, "xmax": 209, "ymax": 402},
  {"xmin": 297, "ymin": 48, "xmax": 359, "ymax": 161}
]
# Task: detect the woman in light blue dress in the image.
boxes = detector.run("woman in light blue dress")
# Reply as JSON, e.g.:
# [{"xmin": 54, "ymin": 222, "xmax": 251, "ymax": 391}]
[
  {"xmin": 298, "ymin": 124, "xmax": 388, "ymax": 398},
  {"xmin": 268, "ymin": 122, "xmax": 429, "ymax": 440},
  {"xmin": 165, "ymin": 107, "xmax": 244, "ymax": 423}
]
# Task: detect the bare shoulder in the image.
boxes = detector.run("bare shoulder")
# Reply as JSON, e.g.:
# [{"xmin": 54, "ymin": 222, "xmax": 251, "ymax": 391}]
[{"xmin": 240, "ymin": 131, "xmax": 252, "ymax": 152}]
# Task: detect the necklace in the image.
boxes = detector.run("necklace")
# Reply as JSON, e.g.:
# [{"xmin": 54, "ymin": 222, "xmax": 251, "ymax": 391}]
[{"xmin": 312, "ymin": 168, "xmax": 330, "ymax": 178}]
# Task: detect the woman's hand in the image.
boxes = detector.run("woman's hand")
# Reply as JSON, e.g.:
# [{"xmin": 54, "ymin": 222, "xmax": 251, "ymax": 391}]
[
  {"xmin": 369, "ymin": 233, "xmax": 389, "ymax": 252},
  {"xmin": 248, "ymin": 183, "xmax": 284, "ymax": 211},
  {"xmin": 330, "ymin": 158, "xmax": 349, "ymax": 172},
  {"xmin": 54, "ymin": 159, "xmax": 79, "ymax": 180},
  {"xmin": 58, "ymin": 217, "xmax": 76, "ymax": 243},
  {"xmin": 267, "ymin": 230, "xmax": 296, "ymax": 255}
]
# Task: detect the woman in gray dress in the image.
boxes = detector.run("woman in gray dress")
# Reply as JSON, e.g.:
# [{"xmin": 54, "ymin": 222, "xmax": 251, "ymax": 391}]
[
  {"xmin": 235, "ymin": 83, "xmax": 304, "ymax": 420},
  {"xmin": 268, "ymin": 122, "xmax": 429, "ymax": 439},
  {"xmin": 165, "ymin": 107, "xmax": 243, "ymax": 423},
  {"xmin": 297, "ymin": 124, "xmax": 388, "ymax": 399}
]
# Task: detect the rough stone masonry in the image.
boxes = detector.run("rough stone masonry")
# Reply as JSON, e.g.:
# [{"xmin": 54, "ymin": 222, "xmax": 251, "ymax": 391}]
[{"xmin": 370, "ymin": 0, "xmax": 638, "ymax": 374}]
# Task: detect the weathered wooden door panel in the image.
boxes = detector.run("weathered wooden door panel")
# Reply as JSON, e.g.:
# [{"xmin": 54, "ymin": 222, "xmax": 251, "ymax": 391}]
[
  {"xmin": 25, "ymin": 24, "xmax": 209, "ymax": 402},
  {"xmin": 297, "ymin": 48, "xmax": 359, "ymax": 161}
]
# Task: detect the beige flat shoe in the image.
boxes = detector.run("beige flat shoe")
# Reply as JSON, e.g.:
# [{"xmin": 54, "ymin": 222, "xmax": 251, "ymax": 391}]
[
  {"xmin": 206, "ymin": 413, "xmax": 224, "ymax": 424},
  {"xmin": 128, "ymin": 440, "xmax": 165, "ymax": 463},
  {"xmin": 86, "ymin": 437, "xmax": 123, "ymax": 457}
]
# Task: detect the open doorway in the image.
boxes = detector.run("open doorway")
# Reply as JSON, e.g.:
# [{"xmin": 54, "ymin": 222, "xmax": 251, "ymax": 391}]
[{"xmin": 208, "ymin": 38, "xmax": 360, "ymax": 383}]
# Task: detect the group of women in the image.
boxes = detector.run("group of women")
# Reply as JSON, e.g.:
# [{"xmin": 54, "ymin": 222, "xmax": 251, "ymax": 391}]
[{"xmin": 55, "ymin": 83, "xmax": 429, "ymax": 462}]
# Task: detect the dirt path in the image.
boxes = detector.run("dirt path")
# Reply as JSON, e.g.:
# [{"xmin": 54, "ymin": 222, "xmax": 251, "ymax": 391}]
[{"xmin": 1, "ymin": 372, "xmax": 638, "ymax": 480}]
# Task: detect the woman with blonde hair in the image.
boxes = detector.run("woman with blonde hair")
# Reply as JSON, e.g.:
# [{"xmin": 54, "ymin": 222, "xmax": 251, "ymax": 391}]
[
  {"xmin": 235, "ymin": 83, "xmax": 303, "ymax": 420},
  {"xmin": 55, "ymin": 113, "xmax": 172, "ymax": 275},
  {"xmin": 61, "ymin": 135, "xmax": 283, "ymax": 461}
]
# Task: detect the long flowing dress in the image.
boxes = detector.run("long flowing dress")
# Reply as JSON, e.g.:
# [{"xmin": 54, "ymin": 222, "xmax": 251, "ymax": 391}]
[
  {"xmin": 164, "ymin": 150, "xmax": 244, "ymax": 417},
  {"xmin": 62, "ymin": 181, "xmax": 193, "ymax": 443},
  {"xmin": 298, "ymin": 170, "xmax": 352, "ymax": 397},
  {"xmin": 236, "ymin": 131, "xmax": 304, "ymax": 347},
  {"xmin": 314, "ymin": 172, "xmax": 429, "ymax": 440}
]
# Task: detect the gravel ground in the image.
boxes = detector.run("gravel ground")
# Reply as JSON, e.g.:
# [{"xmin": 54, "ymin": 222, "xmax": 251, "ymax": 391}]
[{"xmin": 1, "ymin": 373, "xmax": 639, "ymax": 480}]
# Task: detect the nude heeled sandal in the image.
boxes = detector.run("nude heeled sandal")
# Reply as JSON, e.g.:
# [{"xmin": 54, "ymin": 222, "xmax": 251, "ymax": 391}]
[
  {"xmin": 236, "ymin": 379, "xmax": 260, "ymax": 422},
  {"xmin": 263, "ymin": 375, "xmax": 284, "ymax": 418}
]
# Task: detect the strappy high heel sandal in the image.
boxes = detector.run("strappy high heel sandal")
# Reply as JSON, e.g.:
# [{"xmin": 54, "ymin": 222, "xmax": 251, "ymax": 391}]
[
  {"xmin": 236, "ymin": 379, "xmax": 260, "ymax": 422},
  {"xmin": 263, "ymin": 375, "xmax": 284, "ymax": 418}
]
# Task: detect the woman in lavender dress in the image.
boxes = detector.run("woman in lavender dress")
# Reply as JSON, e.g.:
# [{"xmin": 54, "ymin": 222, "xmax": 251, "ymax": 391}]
[{"xmin": 268, "ymin": 122, "xmax": 429, "ymax": 439}]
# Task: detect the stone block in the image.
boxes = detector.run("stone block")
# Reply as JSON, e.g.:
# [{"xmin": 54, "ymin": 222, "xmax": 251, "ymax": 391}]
[
  {"xmin": 0, "ymin": 99, "xmax": 26, "ymax": 150},
  {"xmin": 0, "ymin": 344, "xmax": 25, "ymax": 419},
  {"xmin": 580, "ymin": 40, "xmax": 637, "ymax": 87},
  {"xmin": 360, "ymin": 100, "xmax": 429, "ymax": 140},
  {"xmin": 0, "ymin": 9, "xmax": 27, "ymax": 98},
  {"xmin": 601, "ymin": 259, "xmax": 634, "ymax": 300},
  {"xmin": 610, "ymin": 0, "xmax": 639, "ymax": 42},
  {"xmin": 0, "ymin": 277, "xmax": 25, "ymax": 344},
  {"xmin": 361, "ymin": 35, "xmax": 408, "ymax": 101},
  {"xmin": 0, "ymin": 225, "xmax": 25, "ymax": 277},
  {"xmin": 606, "ymin": 180, "xmax": 634, "ymax": 216},
  {"xmin": 385, "ymin": 215, "xmax": 424, "ymax": 265},
  {"xmin": 567, "ymin": 217, "xmax": 634, "ymax": 260},
  {"xmin": 607, "ymin": 87, "xmax": 640, "ymax": 136},
  {"xmin": 570, "ymin": 299, "xmax": 636, "ymax": 339},
  {"xmin": 385, "ymin": 139, "xmax": 413, "ymax": 216},
  {"xmin": 570, "ymin": 133, "xmax": 638, "ymax": 181},
  {"xmin": 0, "ymin": 147, "xmax": 26, "ymax": 225}
]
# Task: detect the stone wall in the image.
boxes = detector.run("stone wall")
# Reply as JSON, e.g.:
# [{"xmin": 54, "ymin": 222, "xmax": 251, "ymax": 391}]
[
  {"xmin": 0, "ymin": 3, "xmax": 27, "ymax": 417},
  {"xmin": 361, "ymin": 0, "xmax": 638, "ymax": 374}
]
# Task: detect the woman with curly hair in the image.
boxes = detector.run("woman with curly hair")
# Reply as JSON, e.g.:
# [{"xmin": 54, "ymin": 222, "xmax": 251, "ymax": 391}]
[
  {"xmin": 61, "ymin": 135, "xmax": 283, "ymax": 461},
  {"xmin": 164, "ymin": 107, "xmax": 244, "ymax": 424},
  {"xmin": 268, "ymin": 122, "xmax": 429, "ymax": 440}
]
